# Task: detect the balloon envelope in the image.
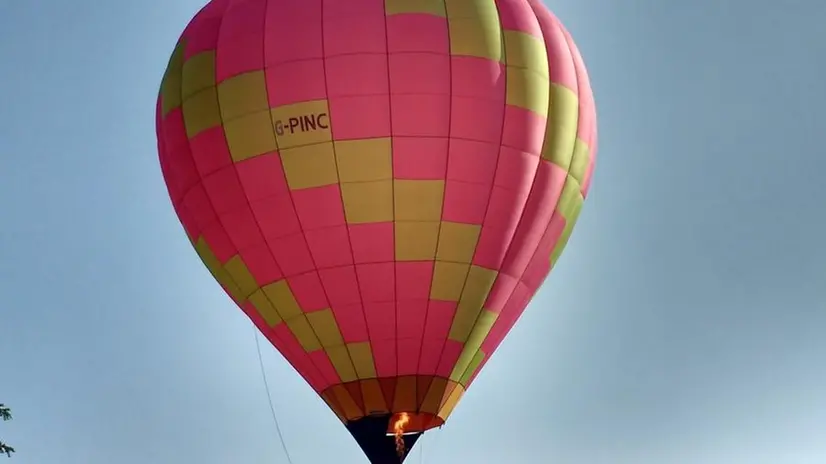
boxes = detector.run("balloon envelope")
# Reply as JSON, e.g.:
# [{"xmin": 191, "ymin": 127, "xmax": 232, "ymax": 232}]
[{"xmin": 156, "ymin": 0, "xmax": 597, "ymax": 461}]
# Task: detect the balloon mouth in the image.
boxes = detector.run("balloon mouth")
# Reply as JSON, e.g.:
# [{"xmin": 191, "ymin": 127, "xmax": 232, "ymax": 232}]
[
  {"xmin": 347, "ymin": 413, "xmax": 427, "ymax": 464},
  {"xmin": 384, "ymin": 412, "xmax": 443, "ymax": 435},
  {"xmin": 327, "ymin": 376, "xmax": 464, "ymax": 461}
]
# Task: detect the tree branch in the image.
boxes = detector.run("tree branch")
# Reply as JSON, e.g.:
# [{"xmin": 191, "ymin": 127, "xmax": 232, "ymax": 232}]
[
  {"xmin": 0, "ymin": 442, "xmax": 14, "ymax": 457},
  {"xmin": 1, "ymin": 404, "xmax": 14, "ymax": 457}
]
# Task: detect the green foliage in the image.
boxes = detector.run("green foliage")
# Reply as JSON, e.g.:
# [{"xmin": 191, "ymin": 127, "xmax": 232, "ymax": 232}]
[{"xmin": 0, "ymin": 404, "xmax": 14, "ymax": 457}]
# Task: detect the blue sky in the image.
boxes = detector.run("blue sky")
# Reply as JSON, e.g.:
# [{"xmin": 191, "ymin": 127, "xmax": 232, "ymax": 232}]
[{"xmin": 1, "ymin": 0, "xmax": 824, "ymax": 463}]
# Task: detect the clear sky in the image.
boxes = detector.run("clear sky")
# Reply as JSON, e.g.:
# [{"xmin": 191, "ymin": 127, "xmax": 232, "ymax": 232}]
[{"xmin": 1, "ymin": 0, "xmax": 824, "ymax": 463}]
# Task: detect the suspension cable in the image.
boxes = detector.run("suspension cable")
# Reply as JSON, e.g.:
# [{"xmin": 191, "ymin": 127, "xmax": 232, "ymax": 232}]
[{"xmin": 253, "ymin": 326, "xmax": 294, "ymax": 463}]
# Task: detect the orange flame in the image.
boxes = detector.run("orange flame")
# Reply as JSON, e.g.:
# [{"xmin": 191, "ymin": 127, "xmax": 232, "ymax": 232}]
[{"xmin": 392, "ymin": 412, "xmax": 410, "ymax": 458}]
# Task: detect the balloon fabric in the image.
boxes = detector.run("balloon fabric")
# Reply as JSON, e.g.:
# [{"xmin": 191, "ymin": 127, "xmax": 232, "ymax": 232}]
[{"xmin": 156, "ymin": 0, "xmax": 597, "ymax": 462}]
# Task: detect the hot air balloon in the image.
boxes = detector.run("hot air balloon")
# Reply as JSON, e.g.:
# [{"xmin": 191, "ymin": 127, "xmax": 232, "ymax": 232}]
[{"xmin": 156, "ymin": 0, "xmax": 597, "ymax": 462}]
